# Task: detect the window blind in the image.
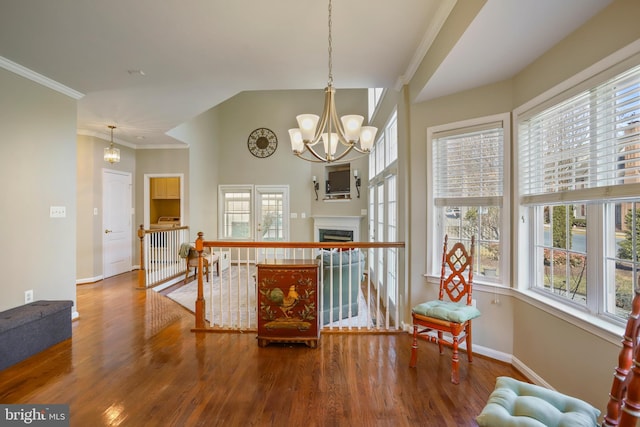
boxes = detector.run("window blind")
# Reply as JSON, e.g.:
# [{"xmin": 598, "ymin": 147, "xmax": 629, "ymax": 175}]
[
  {"xmin": 433, "ymin": 123, "xmax": 504, "ymax": 203},
  {"xmin": 519, "ymin": 64, "xmax": 640, "ymax": 204}
]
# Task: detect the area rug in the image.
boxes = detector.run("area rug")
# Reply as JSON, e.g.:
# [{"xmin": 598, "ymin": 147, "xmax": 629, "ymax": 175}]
[{"xmin": 164, "ymin": 264, "xmax": 372, "ymax": 329}]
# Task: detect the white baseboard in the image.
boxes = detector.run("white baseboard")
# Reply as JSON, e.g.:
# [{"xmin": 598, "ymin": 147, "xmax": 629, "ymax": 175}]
[
  {"xmin": 404, "ymin": 326, "xmax": 542, "ymax": 382},
  {"xmin": 76, "ymin": 275, "xmax": 103, "ymax": 284}
]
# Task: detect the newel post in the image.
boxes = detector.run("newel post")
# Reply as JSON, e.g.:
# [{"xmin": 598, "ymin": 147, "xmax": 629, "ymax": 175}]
[
  {"xmin": 137, "ymin": 225, "xmax": 146, "ymax": 289},
  {"xmin": 194, "ymin": 231, "xmax": 206, "ymax": 329}
]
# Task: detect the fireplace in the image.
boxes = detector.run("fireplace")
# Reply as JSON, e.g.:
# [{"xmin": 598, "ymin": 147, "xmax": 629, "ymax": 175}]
[
  {"xmin": 313, "ymin": 215, "xmax": 362, "ymax": 242},
  {"xmin": 319, "ymin": 229, "xmax": 354, "ymax": 242}
]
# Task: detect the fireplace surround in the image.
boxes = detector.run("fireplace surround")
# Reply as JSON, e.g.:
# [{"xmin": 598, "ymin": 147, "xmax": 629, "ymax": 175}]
[{"xmin": 313, "ymin": 215, "xmax": 362, "ymax": 242}]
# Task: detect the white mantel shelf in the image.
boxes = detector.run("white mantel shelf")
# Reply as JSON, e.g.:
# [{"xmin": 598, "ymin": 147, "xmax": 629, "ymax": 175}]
[{"xmin": 313, "ymin": 215, "xmax": 364, "ymax": 242}]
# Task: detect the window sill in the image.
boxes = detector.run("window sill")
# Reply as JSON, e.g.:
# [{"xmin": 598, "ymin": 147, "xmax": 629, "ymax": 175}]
[
  {"xmin": 513, "ymin": 288, "xmax": 624, "ymax": 346},
  {"xmin": 422, "ymin": 273, "xmax": 624, "ymax": 346}
]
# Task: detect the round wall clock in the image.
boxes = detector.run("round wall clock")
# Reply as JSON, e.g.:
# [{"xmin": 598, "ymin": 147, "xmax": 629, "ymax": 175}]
[{"xmin": 247, "ymin": 128, "xmax": 278, "ymax": 158}]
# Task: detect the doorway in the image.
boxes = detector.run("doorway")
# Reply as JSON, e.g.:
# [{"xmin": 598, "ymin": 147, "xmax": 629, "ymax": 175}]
[{"xmin": 143, "ymin": 174, "xmax": 185, "ymax": 229}]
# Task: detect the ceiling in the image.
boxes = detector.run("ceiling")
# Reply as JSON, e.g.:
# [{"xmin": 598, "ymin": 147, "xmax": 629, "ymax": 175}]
[{"xmin": 0, "ymin": 0, "xmax": 612, "ymax": 149}]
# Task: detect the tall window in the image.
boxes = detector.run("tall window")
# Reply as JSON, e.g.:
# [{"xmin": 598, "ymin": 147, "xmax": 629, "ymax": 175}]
[
  {"xmin": 368, "ymin": 111, "xmax": 398, "ymax": 308},
  {"xmin": 429, "ymin": 114, "xmax": 509, "ymax": 282},
  {"xmin": 518, "ymin": 63, "xmax": 640, "ymax": 321},
  {"xmin": 368, "ymin": 88, "xmax": 384, "ymax": 121}
]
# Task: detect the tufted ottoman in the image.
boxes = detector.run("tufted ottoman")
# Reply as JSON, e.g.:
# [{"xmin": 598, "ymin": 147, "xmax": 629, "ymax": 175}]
[{"xmin": 476, "ymin": 376, "xmax": 600, "ymax": 426}]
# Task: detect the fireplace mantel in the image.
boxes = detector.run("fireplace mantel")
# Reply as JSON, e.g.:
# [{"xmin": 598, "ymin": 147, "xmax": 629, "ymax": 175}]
[{"xmin": 313, "ymin": 215, "xmax": 363, "ymax": 242}]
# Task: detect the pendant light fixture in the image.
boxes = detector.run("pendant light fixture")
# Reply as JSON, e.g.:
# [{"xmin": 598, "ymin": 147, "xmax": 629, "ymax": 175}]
[
  {"xmin": 104, "ymin": 125, "xmax": 121, "ymax": 164},
  {"xmin": 289, "ymin": 0, "xmax": 377, "ymax": 163}
]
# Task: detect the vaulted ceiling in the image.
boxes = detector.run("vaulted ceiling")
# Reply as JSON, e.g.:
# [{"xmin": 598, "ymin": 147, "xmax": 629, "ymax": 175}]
[{"xmin": 0, "ymin": 0, "xmax": 612, "ymax": 148}]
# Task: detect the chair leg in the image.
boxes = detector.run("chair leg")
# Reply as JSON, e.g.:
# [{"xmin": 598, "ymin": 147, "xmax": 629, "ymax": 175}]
[
  {"xmin": 410, "ymin": 325, "xmax": 419, "ymax": 368},
  {"xmin": 184, "ymin": 266, "xmax": 189, "ymax": 285},
  {"xmin": 451, "ymin": 335, "xmax": 460, "ymax": 384},
  {"xmin": 437, "ymin": 331, "xmax": 444, "ymax": 354},
  {"xmin": 466, "ymin": 322, "xmax": 473, "ymax": 363}
]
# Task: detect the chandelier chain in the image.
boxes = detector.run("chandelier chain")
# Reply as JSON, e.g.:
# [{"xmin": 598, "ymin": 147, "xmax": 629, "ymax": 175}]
[{"xmin": 327, "ymin": 0, "xmax": 333, "ymax": 87}]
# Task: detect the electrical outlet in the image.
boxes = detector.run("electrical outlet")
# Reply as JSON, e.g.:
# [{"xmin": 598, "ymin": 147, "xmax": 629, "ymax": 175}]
[
  {"xmin": 472, "ymin": 299, "xmax": 477, "ymax": 308},
  {"xmin": 50, "ymin": 206, "xmax": 66, "ymax": 218},
  {"xmin": 25, "ymin": 290, "xmax": 34, "ymax": 304}
]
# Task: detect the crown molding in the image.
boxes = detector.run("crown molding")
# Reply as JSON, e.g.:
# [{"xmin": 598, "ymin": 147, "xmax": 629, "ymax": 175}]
[
  {"xmin": 395, "ymin": 0, "xmax": 457, "ymax": 91},
  {"xmin": 0, "ymin": 56, "xmax": 84, "ymax": 100}
]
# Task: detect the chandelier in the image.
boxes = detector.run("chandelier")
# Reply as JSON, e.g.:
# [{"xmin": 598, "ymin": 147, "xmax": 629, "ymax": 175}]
[
  {"xmin": 104, "ymin": 125, "xmax": 120, "ymax": 164},
  {"xmin": 289, "ymin": 0, "xmax": 377, "ymax": 163}
]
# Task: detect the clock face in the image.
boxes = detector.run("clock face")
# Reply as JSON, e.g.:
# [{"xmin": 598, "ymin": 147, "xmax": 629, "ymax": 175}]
[{"xmin": 247, "ymin": 128, "xmax": 278, "ymax": 158}]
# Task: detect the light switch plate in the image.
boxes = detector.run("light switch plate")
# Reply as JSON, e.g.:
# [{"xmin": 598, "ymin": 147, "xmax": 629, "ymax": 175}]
[{"xmin": 50, "ymin": 206, "xmax": 66, "ymax": 218}]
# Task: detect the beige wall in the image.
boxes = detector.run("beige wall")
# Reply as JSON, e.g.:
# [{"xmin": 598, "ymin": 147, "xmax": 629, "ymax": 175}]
[
  {"xmin": 0, "ymin": 68, "xmax": 77, "ymax": 312},
  {"xmin": 173, "ymin": 89, "xmax": 369, "ymax": 242},
  {"xmin": 76, "ymin": 134, "xmax": 136, "ymax": 281},
  {"xmin": 402, "ymin": 0, "xmax": 640, "ymax": 412}
]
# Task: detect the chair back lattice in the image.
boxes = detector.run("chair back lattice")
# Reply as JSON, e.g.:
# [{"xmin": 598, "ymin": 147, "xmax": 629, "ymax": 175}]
[
  {"xmin": 438, "ymin": 235, "xmax": 475, "ymax": 305},
  {"xmin": 603, "ymin": 284, "xmax": 640, "ymax": 426}
]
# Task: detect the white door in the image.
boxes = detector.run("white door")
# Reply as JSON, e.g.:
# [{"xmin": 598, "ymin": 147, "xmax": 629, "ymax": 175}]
[
  {"xmin": 255, "ymin": 186, "xmax": 289, "ymax": 260},
  {"xmin": 103, "ymin": 170, "xmax": 132, "ymax": 278}
]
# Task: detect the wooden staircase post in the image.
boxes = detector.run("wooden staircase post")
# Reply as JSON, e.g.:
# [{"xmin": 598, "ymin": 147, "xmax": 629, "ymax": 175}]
[
  {"xmin": 137, "ymin": 225, "xmax": 146, "ymax": 289},
  {"xmin": 194, "ymin": 231, "xmax": 206, "ymax": 329}
]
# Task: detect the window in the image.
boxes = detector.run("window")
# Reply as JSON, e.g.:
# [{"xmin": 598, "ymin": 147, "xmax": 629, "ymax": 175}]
[
  {"xmin": 368, "ymin": 88, "xmax": 384, "ymax": 121},
  {"xmin": 429, "ymin": 114, "xmax": 509, "ymax": 282},
  {"xmin": 518, "ymin": 63, "xmax": 640, "ymax": 321},
  {"xmin": 218, "ymin": 185, "xmax": 289, "ymax": 242},
  {"xmin": 368, "ymin": 111, "xmax": 399, "ymax": 312},
  {"xmin": 219, "ymin": 186, "xmax": 252, "ymax": 239}
]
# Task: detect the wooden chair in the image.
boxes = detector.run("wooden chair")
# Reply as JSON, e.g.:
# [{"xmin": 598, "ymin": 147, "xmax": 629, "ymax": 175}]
[
  {"xmin": 410, "ymin": 234, "xmax": 480, "ymax": 384},
  {"xmin": 182, "ymin": 245, "xmax": 219, "ymax": 285},
  {"xmin": 477, "ymin": 286, "xmax": 640, "ymax": 426}
]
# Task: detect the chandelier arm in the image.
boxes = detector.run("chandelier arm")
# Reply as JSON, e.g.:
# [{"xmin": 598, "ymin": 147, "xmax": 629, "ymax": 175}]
[
  {"xmin": 351, "ymin": 145, "xmax": 369, "ymax": 154},
  {"xmin": 294, "ymin": 151, "xmax": 327, "ymax": 163},
  {"xmin": 327, "ymin": 144, "xmax": 356, "ymax": 163},
  {"xmin": 327, "ymin": 89, "xmax": 352, "ymax": 147},
  {"xmin": 304, "ymin": 142, "xmax": 333, "ymax": 162}
]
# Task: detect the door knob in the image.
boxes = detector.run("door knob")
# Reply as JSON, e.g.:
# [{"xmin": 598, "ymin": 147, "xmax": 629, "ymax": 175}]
[{"xmin": 105, "ymin": 229, "xmax": 112, "ymax": 234}]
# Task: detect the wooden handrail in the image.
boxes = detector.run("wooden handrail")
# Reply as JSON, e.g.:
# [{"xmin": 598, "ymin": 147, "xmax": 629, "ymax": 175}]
[{"xmin": 192, "ymin": 231, "xmax": 405, "ymax": 332}]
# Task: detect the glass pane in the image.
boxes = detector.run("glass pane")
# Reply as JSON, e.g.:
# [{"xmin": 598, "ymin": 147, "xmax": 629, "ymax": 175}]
[
  {"xmin": 605, "ymin": 201, "xmax": 640, "ymax": 319},
  {"xmin": 536, "ymin": 204, "xmax": 587, "ymax": 306},
  {"xmin": 444, "ymin": 205, "xmax": 501, "ymax": 280}
]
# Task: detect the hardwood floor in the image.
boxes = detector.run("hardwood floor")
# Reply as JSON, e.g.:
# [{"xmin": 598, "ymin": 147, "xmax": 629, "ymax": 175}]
[{"xmin": 0, "ymin": 272, "xmax": 527, "ymax": 426}]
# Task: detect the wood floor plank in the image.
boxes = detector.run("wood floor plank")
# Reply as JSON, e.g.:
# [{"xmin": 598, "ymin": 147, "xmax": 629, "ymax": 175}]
[{"xmin": 0, "ymin": 271, "xmax": 527, "ymax": 426}]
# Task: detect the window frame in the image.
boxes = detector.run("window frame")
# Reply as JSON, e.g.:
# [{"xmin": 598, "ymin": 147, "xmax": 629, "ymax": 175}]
[
  {"xmin": 514, "ymin": 50, "xmax": 640, "ymax": 330},
  {"xmin": 426, "ymin": 113, "xmax": 511, "ymax": 286}
]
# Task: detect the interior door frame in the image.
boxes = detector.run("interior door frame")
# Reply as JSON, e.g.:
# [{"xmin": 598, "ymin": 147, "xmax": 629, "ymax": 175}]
[
  {"xmin": 143, "ymin": 173, "xmax": 185, "ymax": 229},
  {"xmin": 102, "ymin": 168, "xmax": 133, "ymax": 278},
  {"xmin": 255, "ymin": 185, "xmax": 290, "ymax": 242}
]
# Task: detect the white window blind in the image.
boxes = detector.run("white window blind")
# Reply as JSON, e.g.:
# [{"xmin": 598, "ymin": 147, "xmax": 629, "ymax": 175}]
[
  {"xmin": 519, "ymin": 64, "xmax": 640, "ymax": 205},
  {"xmin": 433, "ymin": 123, "xmax": 504, "ymax": 206}
]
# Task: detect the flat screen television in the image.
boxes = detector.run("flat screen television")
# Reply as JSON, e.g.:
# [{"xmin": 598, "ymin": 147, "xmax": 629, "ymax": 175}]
[{"xmin": 326, "ymin": 170, "xmax": 350, "ymax": 195}]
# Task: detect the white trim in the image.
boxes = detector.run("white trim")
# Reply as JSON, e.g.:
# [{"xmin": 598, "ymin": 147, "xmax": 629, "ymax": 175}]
[
  {"xmin": 0, "ymin": 56, "xmax": 84, "ymax": 99},
  {"xmin": 512, "ymin": 356, "xmax": 553, "ymax": 389},
  {"xmin": 395, "ymin": 0, "xmax": 457, "ymax": 91},
  {"xmin": 514, "ymin": 39, "xmax": 640, "ymax": 117},
  {"xmin": 76, "ymin": 275, "xmax": 103, "ymax": 285}
]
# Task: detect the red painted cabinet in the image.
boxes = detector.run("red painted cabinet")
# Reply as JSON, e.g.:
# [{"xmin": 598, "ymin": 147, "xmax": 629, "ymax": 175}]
[{"xmin": 256, "ymin": 259, "xmax": 319, "ymax": 348}]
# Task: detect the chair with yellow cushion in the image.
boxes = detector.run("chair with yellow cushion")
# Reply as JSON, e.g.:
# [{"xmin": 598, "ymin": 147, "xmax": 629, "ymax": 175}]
[{"xmin": 409, "ymin": 234, "xmax": 480, "ymax": 384}]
